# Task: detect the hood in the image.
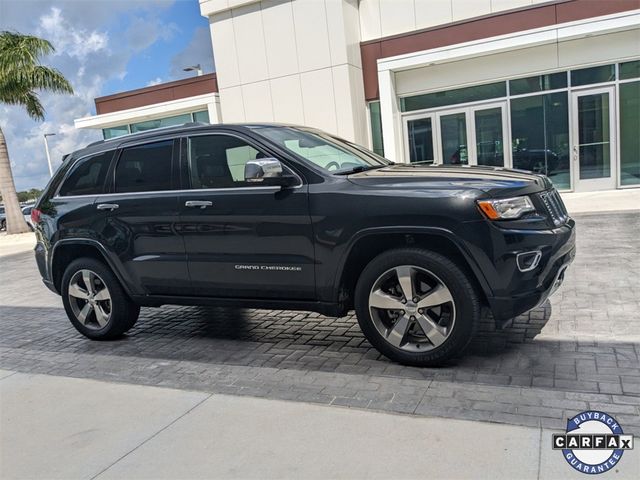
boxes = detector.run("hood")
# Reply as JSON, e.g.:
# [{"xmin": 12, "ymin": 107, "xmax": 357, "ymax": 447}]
[{"xmin": 347, "ymin": 164, "xmax": 553, "ymax": 197}]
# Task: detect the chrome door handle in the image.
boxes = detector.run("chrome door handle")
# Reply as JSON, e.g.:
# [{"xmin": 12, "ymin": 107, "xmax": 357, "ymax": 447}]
[
  {"xmin": 96, "ymin": 203, "xmax": 119, "ymax": 211},
  {"xmin": 185, "ymin": 200, "xmax": 213, "ymax": 209}
]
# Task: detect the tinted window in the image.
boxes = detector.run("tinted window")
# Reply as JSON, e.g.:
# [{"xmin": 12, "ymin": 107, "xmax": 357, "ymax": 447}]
[
  {"xmin": 58, "ymin": 151, "xmax": 113, "ymax": 196},
  {"xmin": 188, "ymin": 135, "xmax": 265, "ymax": 188},
  {"xmin": 400, "ymin": 82, "xmax": 506, "ymax": 112},
  {"xmin": 114, "ymin": 140, "xmax": 173, "ymax": 193}
]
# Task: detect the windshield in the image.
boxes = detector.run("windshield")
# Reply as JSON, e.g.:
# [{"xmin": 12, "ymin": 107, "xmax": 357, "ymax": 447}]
[{"xmin": 254, "ymin": 127, "xmax": 390, "ymax": 174}]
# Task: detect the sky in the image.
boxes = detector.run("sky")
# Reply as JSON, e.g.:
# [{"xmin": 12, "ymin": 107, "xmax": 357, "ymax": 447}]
[{"xmin": 0, "ymin": 0, "xmax": 215, "ymax": 191}]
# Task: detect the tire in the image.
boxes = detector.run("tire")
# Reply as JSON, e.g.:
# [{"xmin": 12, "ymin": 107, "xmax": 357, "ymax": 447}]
[
  {"xmin": 1, "ymin": 220, "xmax": 5, "ymax": 231},
  {"xmin": 354, "ymin": 248, "xmax": 480, "ymax": 367},
  {"xmin": 61, "ymin": 257, "xmax": 140, "ymax": 340}
]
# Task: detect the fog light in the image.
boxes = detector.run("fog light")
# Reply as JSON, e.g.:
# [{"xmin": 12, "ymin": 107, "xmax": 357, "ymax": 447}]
[{"xmin": 516, "ymin": 250, "xmax": 542, "ymax": 272}]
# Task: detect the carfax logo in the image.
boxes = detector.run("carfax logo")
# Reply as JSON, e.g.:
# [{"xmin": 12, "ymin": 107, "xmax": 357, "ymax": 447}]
[{"xmin": 553, "ymin": 411, "xmax": 634, "ymax": 475}]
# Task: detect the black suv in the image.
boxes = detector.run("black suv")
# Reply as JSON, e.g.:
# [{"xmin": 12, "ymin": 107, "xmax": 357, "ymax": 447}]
[{"xmin": 32, "ymin": 123, "xmax": 575, "ymax": 366}]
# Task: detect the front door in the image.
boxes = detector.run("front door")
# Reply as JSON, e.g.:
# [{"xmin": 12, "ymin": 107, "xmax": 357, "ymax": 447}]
[
  {"xmin": 571, "ymin": 87, "xmax": 617, "ymax": 191},
  {"xmin": 404, "ymin": 102, "xmax": 508, "ymax": 167},
  {"xmin": 178, "ymin": 133, "xmax": 315, "ymax": 299}
]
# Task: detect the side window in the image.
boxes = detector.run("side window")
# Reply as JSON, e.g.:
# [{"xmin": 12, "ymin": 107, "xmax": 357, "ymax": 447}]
[
  {"xmin": 188, "ymin": 135, "xmax": 265, "ymax": 189},
  {"xmin": 114, "ymin": 140, "xmax": 173, "ymax": 193},
  {"xmin": 58, "ymin": 151, "xmax": 113, "ymax": 196}
]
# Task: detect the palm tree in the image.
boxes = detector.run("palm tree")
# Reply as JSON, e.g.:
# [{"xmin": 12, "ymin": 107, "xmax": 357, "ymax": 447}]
[{"xmin": 0, "ymin": 31, "xmax": 73, "ymax": 234}]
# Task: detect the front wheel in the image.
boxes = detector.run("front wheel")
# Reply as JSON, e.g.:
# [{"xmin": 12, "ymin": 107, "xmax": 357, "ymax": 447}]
[
  {"xmin": 354, "ymin": 248, "xmax": 480, "ymax": 367},
  {"xmin": 61, "ymin": 258, "xmax": 140, "ymax": 340}
]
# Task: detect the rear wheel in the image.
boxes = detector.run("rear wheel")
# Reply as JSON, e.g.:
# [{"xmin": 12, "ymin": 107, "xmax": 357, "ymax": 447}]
[
  {"xmin": 61, "ymin": 258, "xmax": 140, "ymax": 340},
  {"xmin": 1, "ymin": 219, "xmax": 5, "ymax": 231},
  {"xmin": 354, "ymin": 248, "xmax": 480, "ymax": 366}
]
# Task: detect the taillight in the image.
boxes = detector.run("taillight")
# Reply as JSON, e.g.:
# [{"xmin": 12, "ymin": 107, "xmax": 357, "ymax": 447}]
[{"xmin": 31, "ymin": 208, "xmax": 42, "ymax": 224}]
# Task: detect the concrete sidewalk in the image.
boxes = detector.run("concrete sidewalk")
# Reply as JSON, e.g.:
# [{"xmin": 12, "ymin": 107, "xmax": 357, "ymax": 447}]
[{"xmin": 1, "ymin": 371, "xmax": 637, "ymax": 480}]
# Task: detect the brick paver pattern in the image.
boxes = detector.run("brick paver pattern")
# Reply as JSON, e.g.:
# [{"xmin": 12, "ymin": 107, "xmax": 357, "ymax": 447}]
[{"xmin": 1, "ymin": 211, "xmax": 639, "ymax": 433}]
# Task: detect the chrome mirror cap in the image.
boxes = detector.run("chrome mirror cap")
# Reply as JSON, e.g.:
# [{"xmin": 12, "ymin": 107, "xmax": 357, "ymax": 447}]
[{"xmin": 244, "ymin": 158, "xmax": 283, "ymax": 183}]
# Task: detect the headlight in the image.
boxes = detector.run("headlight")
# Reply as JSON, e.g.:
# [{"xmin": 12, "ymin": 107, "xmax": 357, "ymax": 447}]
[{"xmin": 477, "ymin": 196, "xmax": 536, "ymax": 220}]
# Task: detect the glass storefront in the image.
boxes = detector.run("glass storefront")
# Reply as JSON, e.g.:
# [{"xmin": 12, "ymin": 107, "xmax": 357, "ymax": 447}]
[
  {"xmin": 398, "ymin": 60, "xmax": 640, "ymax": 190},
  {"xmin": 620, "ymin": 81, "xmax": 640, "ymax": 186},
  {"xmin": 511, "ymin": 92, "xmax": 570, "ymax": 189},
  {"xmin": 102, "ymin": 109, "xmax": 210, "ymax": 140}
]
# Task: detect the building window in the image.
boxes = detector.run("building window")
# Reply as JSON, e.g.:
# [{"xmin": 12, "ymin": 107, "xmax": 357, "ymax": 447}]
[
  {"xmin": 510, "ymin": 92, "xmax": 570, "ymax": 190},
  {"xmin": 620, "ymin": 60, "xmax": 640, "ymax": 80},
  {"xmin": 103, "ymin": 125, "xmax": 129, "ymax": 139},
  {"xmin": 620, "ymin": 81, "xmax": 640, "ymax": 186},
  {"xmin": 400, "ymin": 82, "xmax": 506, "ymax": 112},
  {"xmin": 192, "ymin": 110, "xmax": 210, "ymax": 123},
  {"xmin": 368, "ymin": 101, "xmax": 384, "ymax": 156},
  {"xmin": 101, "ymin": 110, "xmax": 212, "ymax": 140},
  {"xmin": 571, "ymin": 64, "xmax": 615, "ymax": 87},
  {"xmin": 509, "ymin": 72, "xmax": 567, "ymax": 96},
  {"xmin": 130, "ymin": 113, "xmax": 192, "ymax": 134}
]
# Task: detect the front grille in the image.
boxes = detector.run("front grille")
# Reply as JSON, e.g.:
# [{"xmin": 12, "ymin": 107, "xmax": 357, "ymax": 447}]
[{"xmin": 538, "ymin": 189, "xmax": 568, "ymax": 226}]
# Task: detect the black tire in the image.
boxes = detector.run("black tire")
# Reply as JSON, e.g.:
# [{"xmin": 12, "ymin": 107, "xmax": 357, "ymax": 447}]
[
  {"xmin": 1, "ymin": 219, "xmax": 5, "ymax": 231},
  {"xmin": 354, "ymin": 248, "xmax": 480, "ymax": 367},
  {"xmin": 61, "ymin": 257, "xmax": 140, "ymax": 340}
]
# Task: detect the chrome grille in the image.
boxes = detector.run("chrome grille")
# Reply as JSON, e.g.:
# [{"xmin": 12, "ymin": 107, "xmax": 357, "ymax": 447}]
[{"xmin": 538, "ymin": 189, "xmax": 568, "ymax": 226}]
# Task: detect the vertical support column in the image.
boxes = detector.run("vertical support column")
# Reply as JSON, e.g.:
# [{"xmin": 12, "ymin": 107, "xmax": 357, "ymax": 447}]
[{"xmin": 378, "ymin": 68, "xmax": 402, "ymax": 163}]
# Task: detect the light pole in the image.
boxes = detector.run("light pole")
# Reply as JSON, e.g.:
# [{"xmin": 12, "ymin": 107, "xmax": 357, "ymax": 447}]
[
  {"xmin": 43, "ymin": 133, "xmax": 56, "ymax": 177},
  {"xmin": 183, "ymin": 64, "xmax": 203, "ymax": 76}
]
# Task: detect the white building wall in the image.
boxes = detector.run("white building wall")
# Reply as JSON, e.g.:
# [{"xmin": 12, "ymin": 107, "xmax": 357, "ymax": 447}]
[
  {"xmin": 203, "ymin": 0, "xmax": 368, "ymax": 145},
  {"xmin": 358, "ymin": 0, "xmax": 552, "ymax": 41}
]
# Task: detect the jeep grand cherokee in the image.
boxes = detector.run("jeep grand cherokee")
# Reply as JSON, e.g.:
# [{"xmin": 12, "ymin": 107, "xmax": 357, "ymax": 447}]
[{"xmin": 31, "ymin": 123, "xmax": 575, "ymax": 366}]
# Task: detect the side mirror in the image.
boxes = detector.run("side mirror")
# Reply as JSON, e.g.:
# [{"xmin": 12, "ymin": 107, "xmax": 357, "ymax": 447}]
[{"xmin": 244, "ymin": 158, "xmax": 298, "ymax": 187}]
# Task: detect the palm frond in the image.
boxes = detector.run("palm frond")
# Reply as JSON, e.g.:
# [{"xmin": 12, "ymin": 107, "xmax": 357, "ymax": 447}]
[
  {"xmin": 23, "ymin": 91, "xmax": 45, "ymax": 120},
  {"xmin": 0, "ymin": 31, "xmax": 54, "ymax": 70},
  {"xmin": 0, "ymin": 31, "xmax": 72, "ymax": 120},
  {"xmin": 3, "ymin": 66, "xmax": 74, "ymax": 95}
]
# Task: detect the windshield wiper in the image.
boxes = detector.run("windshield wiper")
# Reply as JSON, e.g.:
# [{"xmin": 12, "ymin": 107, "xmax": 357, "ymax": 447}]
[{"xmin": 333, "ymin": 165, "xmax": 387, "ymax": 175}]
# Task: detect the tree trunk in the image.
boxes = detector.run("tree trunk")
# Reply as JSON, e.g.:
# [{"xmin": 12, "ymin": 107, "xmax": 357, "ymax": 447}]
[{"xmin": 0, "ymin": 125, "xmax": 31, "ymax": 234}]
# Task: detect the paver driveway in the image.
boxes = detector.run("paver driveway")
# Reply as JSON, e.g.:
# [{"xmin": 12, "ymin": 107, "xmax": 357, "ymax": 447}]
[{"xmin": 1, "ymin": 211, "xmax": 639, "ymax": 433}]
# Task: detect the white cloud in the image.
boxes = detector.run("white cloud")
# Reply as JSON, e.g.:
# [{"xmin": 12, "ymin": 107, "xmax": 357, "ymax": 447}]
[
  {"xmin": 38, "ymin": 7, "xmax": 108, "ymax": 60},
  {"xmin": 147, "ymin": 77, "xmax": 164, "ymax": 86},
  {"xmin": 0, "ymin": 1, "xmax": 177, "ymax": 191}
]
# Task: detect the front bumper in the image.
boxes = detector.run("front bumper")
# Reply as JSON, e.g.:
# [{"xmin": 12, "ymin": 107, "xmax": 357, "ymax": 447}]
[{"xmin": 482, "ymin": 218, "xmax": 576, "ymax": 322}]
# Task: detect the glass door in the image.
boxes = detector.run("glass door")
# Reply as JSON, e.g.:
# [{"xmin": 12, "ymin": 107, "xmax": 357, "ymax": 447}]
[
  {"xmin": 405, "ymin": 115, "xmax": 436, "ymax": 164},
  {"xmin": 472, "ymin": 104, "xmax": 508, "ymax": 167},
  {"xmin": 404, "ymin": 102, "xmax": 508, "ymax": 167},
  {"xmin": 438, "ymin": 110, "xmax": 468, "ymax": 165},
  {"xmin": 571, "ymin": 87, "xmax": 616, "ymax": 191}
]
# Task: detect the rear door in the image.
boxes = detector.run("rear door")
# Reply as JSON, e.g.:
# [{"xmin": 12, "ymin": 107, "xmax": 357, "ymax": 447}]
[
  {"xmin": 94, "ymin": 138, "xmax": 190, "ymax": 295},
  {"xmin": 177, "ymin": 132, "xmax": 315, "ymax": 299}
]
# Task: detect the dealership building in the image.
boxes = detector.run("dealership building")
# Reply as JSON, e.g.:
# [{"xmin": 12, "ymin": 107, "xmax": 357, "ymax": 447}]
[{"xmin": 75, "ymin": 0, "xmax": 640, "ymax": 193}]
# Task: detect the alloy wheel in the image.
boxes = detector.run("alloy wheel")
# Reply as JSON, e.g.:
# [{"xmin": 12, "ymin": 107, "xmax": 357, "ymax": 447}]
[
  {"xmin": 368, "ymin": 265, "xmax": 456, "ymax": 352},
  {"xmin": 68, "ymin": 269, "xmax": 112, "ymax": 330}
]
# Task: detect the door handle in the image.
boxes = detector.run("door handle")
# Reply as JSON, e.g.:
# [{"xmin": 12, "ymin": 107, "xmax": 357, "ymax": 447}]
[
  {"xmin": 572, "ymin": 146, "xmax": 578, "ymax": 162},
  {"xmin": 96, "ymin": 203, "xmax": 119, "ymax": 211},
  {"xmin": 185, "ymin": 200, "xmax": 213, "ymax": 209}
]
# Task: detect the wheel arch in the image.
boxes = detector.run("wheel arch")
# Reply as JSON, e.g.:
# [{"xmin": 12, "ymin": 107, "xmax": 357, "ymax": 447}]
[
  {"xmin": 334, "ymin": 227, "xmax": 492, "ymax": 311},
  {"xmin": 50, "ymin": 240, "xmax": 132, "ymax": 295}
]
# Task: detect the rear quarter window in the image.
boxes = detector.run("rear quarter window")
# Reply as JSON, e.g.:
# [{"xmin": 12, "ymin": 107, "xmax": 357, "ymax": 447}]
[{"xmin": 58, "ymin": 151, "xmax": 114, "ymax": 197}]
